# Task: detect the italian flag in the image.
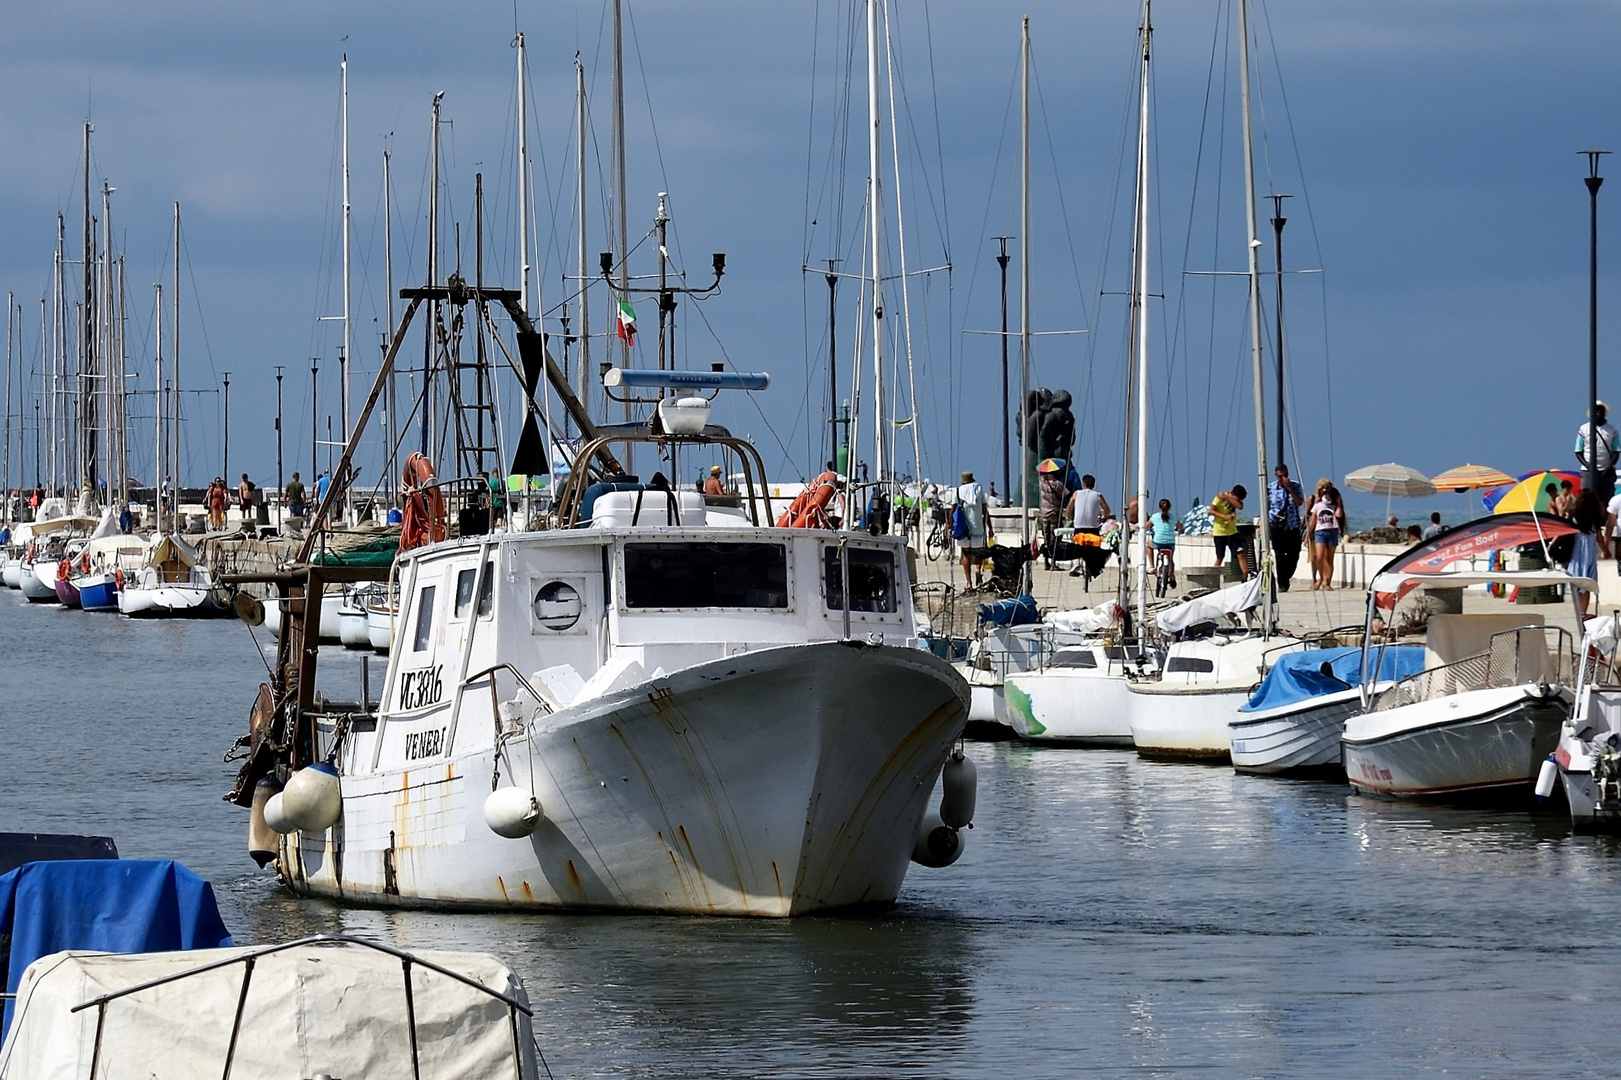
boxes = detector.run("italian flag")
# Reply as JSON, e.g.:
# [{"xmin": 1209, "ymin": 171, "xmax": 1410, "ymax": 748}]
[{"xmin": 616, "ymin": 295, "xmax": 638, "ymax": 345}]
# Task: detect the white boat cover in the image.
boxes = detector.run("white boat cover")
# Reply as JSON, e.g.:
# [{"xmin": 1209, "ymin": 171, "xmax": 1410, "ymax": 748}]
[
  {"xmin": 1157, "ymin": 576, "xmax": 1262, "ymax": 635},
  {"xmin": 0, "ymin": 942, "xmax": 537, "ymax": 1080},
  {"xmin": 1369, "ymin": 568, "xmax": 1596, "ymax": 596},
  {"xmin": 1583, "ymin": 612, "xmax": 1621, "ymax": 653},
  {"xmin": 1043, "ymin": 599, "xmax": 1121, "ymax": 635}
]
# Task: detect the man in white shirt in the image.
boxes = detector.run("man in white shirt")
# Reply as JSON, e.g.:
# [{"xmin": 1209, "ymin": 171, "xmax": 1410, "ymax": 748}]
[
  {"xmin": 1575, "ymin": 400, "xmax": 1619, "ymax": 504},
  {"xmin": 955, "ymin": 470, "xmax": 990, "ymax": 589},
  {"xmin": 1604, "ymin": 490, "xmax": 1621, "ymax": 563}
]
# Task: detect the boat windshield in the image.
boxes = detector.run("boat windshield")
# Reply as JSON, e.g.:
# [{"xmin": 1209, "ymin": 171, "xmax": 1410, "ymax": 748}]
[{"xmin": 624, "ymin": 542, "xmax": 789, "ymax": 609}]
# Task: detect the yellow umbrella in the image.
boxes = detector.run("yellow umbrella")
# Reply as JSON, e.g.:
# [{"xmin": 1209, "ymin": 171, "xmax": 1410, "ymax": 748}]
[
  {"xmin": 1486, "ymin": 471, "xmax": 1581, "ymax": 515},
  {"xmin": 1429, "ymin": 464, "xmax": 1515, "ymax": 492}
]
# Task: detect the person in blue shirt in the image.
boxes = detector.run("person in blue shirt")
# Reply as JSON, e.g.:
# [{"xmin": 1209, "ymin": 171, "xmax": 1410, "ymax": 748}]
[
  {"xmin": 1267, "ymin": 463, "xmax": 1305, "ymax": 592},
  {"xmin": 1147, "ymin": 497, "xmax": 1181, "ymax": 586}
]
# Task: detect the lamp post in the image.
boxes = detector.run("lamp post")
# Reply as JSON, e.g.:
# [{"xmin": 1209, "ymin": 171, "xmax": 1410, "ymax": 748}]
[
  {"xmin": 1268, "ymin": 194, "xmax": 1290, "ymax": 467},
  {"xmin": 1584, "ymin": 151, "xmax": 1610, "ymax": 496},
  {"xmin": 994, "ymin": 236, "xmax": 1012, "ymax": 499},
  {"xmin": 222, "ymin": 371, "xmax": 230, "ymax": 483},
  {"xmin": 274, "ymin": 365, "xmax": 284, "ymax": 523},
  {"xmin": 310, "ymin": 358, "xmax": 319, "ymax": 479}
]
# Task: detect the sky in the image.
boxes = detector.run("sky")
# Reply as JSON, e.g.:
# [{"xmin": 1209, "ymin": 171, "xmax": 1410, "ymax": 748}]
[{"xmin": 1, "ymin": 0, "xmax": 1619, "ymax": 525}]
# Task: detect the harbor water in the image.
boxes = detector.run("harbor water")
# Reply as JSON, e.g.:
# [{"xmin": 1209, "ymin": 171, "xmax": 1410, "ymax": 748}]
[{"xmin": 3, "ymin": 597, "xmax": 1619, "ymax": 1077}]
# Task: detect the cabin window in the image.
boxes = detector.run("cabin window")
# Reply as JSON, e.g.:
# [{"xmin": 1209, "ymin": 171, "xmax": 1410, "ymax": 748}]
[
  {"xmin": 1166, "ymin": 656, "xmax": 1214, "ymax": 674},
  {"xmin": 624, "ymin": 542, "xmax": 788, "ymax": 609},
  {"xmin": 823, "ymin": 546, "xmax": 897, "ymax": 613},
  {"xmin": 533, "ymin": 581, "xmax": 583, "ymax": 631},
  {"xmin": 476, "ymin": 560, "xmax": 495, "ymax": 618},
  {"xmin": 1051, "ymin": 648, "xmax": 1097, "ymax": 669},
  {"xmin": 412, "ymin": 585, "xmax": 437, "ymax": 652},
  {"xmin": 453, "ymin": 568, "xmax": 477, "ymax": 619}
]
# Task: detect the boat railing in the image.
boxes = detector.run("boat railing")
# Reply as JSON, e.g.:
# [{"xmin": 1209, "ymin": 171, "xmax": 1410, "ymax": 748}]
[
  {"xmin": 463, "ymin": 663, "xmax": 556, "ymax": 742},
  {"xmin": 67, "ymin": 933, "xmax": 533, "ymax": 1080},
  {"xmin": 1372, "ymin": 625, "xmax": 1574, "ymax": 712}
]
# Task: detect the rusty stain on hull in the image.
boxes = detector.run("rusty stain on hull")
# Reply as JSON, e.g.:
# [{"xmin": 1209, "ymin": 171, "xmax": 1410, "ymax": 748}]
[
  {"xmin": 520, "ymin": 881, "xmax": 534, "ymax": 901},
  {"xmin": 566, "ymin": 860, "xmax": 584, "ymax": 896},
  {"xmin": 496, "ymin": 875, "xmax": 509, "ymax": 902}
]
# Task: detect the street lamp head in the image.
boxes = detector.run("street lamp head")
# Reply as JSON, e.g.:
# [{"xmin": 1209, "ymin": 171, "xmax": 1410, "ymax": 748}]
[
  {"xmin": 600, "ymin": 251, "xmax": 614, "ymax": 277},
  {"xmin": 712, "ymin": 252, "xmax": 726, "ymax": 278}
]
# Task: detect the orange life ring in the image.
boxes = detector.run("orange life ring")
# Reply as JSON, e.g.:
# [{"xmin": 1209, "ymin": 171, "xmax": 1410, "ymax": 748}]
[
  {"xmin": 400, "ymin": 452, "xmax": 448, "ymax": 551},
  {"xmin": 57, "ymin": 558, "xmax": 71, "ymax": 582},
  {"xmin": 80, "ymin": 553, "xmax": 91, "ymax": 575},
  {"xmin": 115, "ymin": 568, "xmax": 124, "ymax": 590},
  {"xmin": 775, "ymin": 472, "xmax": 840, "ymax": 529}
]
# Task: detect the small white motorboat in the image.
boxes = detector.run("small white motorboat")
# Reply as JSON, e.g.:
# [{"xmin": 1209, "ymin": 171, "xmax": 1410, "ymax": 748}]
[
  {"xmin": 336, "ymin": 583, "xmax": 373, "ymax": 649},
  {"xmin": 118, "ymin": 534, "xmax": 231, "ymax": 618},
  {"xmin": 1548, "ymin": 614, "xmax": 1621, "ymax": 829},
  {"xmin": 1004, "ymin": 640, "xmax": 1159, "ymax": 746},
  {"xmin": 1342, "ymin": 513, "xmax": 1584, "ymax": 800},
  {"xmin": 1229, "ymin": 644, "xmax": 1425, "ymax": 776},
  {"xmin": 1128, "ymin": 632, "xmax": 1302, "ymax": 761}
]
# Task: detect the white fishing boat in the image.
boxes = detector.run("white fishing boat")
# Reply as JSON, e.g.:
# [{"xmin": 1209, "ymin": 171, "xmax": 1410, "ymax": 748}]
[
  {"xmin": 0, "ymin": 935, "xmax": 541, "ymax": 1080},
  {"xmin": 1342, "ymin": 513, "xmax": 1583, "ymax": 800},
  {"xmin": 262, "ymin": 588, "xmax": 344, "ymax": 642},
  {"xmin": 337, "ymin": 582, "xmax": 372, "ymax": 649},
  {"xmin": 1228, "ymin": 644, "xmax": 1425, "ymax": 776},
  {"xmin": 1545, "ymin": 614, "xmax": 1621, "ymax": 828},
  {"xmin": 364, "ymin": 588, "xmax": 395, "ymax": 653},
  {"xmin": 229, "ymin": 371, "xmax": 974, "ymax": 916}
]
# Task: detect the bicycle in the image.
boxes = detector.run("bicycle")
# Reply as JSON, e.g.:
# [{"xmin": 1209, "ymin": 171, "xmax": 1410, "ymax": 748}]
[
  {"xmin": 1153, "ymin": 546, "xmax": 1176, "ymax": 598},
  {"xmin": 924, "ymin": 501, "xmax": 950, "ymax": 562}
]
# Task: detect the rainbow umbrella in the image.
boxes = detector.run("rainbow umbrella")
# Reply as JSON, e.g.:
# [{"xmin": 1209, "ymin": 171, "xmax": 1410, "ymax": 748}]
[
  {"xmin": 1483, "ymin": 470, "xmax": 1581, "ymax": 514},
  {"xmin": 1037, "ymin": 458, "xmax": 1065, "ymax": 474},
  {"xmin": 1429, "ymin": 464, "xmax": 1515, "ymax": 492}
]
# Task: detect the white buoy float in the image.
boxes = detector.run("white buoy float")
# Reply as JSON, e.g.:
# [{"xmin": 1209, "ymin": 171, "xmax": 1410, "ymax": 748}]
[
  {"xmin": 277, "ymin": 761, "xmax": 343, "ymax": 833},
  {"xmin": 911, "ymin": 812, "xmax": 964, "ymax": 868},
  {"xmin": 1535, "ymin": 756, "xmax": 1559, "ymax": 800},
  {"xmin": 248, "ymin": 776, "xmax": 283, "ymax": 865},
  {"xmin": 483, "ymin": 787, "xmax": 543, "ymax": 838},
  {"xmin": 263, "ymin": 791, "xmax": 296, "ymax": 835},
  {"xmin": 939, "ymin": 749, "xmax": 978, "ymax": 829}
]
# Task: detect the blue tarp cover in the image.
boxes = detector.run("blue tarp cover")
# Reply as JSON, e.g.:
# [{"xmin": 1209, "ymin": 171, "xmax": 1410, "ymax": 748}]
[
  {"xmin": 1239, "ymin": 646, "xmax": 1425, "ymax": 713},
  {"xmin": 979, "ymin": 594, "xmax": 1038, "ymax": 627},
  {"xmin": 0, "ymin": 859, "xmax": 232, "ymax": 1036}
]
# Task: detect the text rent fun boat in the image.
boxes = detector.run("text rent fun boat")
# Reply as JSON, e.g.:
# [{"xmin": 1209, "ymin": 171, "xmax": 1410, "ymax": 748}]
[{"xmin": 225, "ymin": 280, "xmax": 975, "ymax": 917}]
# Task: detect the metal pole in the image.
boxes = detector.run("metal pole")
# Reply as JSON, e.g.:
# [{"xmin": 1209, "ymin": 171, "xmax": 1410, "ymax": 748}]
[
  {"xmin": 575, "ymin": 57, "xmax": 592, "ymax": 421},
  {"xmin": 222, "ymin": 371, "xmax": 230, "ymax": 482},
  {"xmin": 1237, "ymin": 0, "xmax": 1274, "ymax": 624},
  {"xmin": 275, "ymin": 365, "xmax": 284, "ymax": 522},
  {"xmin": 1269, "ymin": 193, "xmax": 1290, "ymax": 467},
  {"xmin": 826, "ymin": 260, "xmax": 838, "ymax": 469},
  {"xmin": 1584, "ymin": 151, "xmax": 1608, "ymax": 492},
  {"xmin": 311, "ymin": 358, "xmax": 319, "ymax": 479},
  {"xmin": 994, "ymin": 236, "xmax": 1011, "ymax": 503},
  {"xmin": 1019, "ymin": 14, "xmax": 1031, "ymax": 538}
]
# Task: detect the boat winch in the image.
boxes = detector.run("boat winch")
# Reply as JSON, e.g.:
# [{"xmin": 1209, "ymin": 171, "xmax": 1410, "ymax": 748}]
[
  {"xmin": 483, "ymin": 787, "xmax": 544, "ymax": 838},
  {"xmin": 267, "ymin": 761, "xmax": 343, "ymax": 834}
]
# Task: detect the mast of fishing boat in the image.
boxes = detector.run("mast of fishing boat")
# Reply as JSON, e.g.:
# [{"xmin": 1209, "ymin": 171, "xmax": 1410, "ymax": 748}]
[
  {"xmin": 575, "ymin": 56, "xmax": 592, "ymax": 420},
  {"xmin": 1237, "ymin": 0, "xmax": 1274, "ymax": 629},
  {"xmin": 382, "ymin": 145, "xmax": 395, "ymax": 501},
  {"xmin": 866, "ymin": 0, "xmax": 887, "ymax": 490},
  {"xmin": 51, "ymin": 213, "xmax": 64, "ymax": 496},
  {"xmin": 1019, "ymin": 14, "xmax": 1031, "ymax": 552},
  {"xmin": 612, "ymin": 0, "xmax": 629, "ymax": 375},
  {"xmin": 3, "ymin": 294, "xmax": 11, "ymax": 518},
  {"xmin": 516, "ymin": 31, "xmax": 531, "ymax": 318},
  {"xmin": 1131, "ymin": 1, "xmax": 1153, "ymax": 630},
  {"xmin": 425, "ymin": 91, "xmax": 443, "ymax": 458}
]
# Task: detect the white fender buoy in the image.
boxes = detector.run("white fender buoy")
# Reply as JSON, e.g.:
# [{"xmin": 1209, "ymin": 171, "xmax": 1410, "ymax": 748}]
[
  {"xmin": 263, "ymin": 791, "xmax": 296, "ymax": 835},
  {"xmin": 280, "ymin": 761, "xmax": 343, "ymax": 832},
  {"xmin": 484, "ymin": 787, "xmax": 543, "ymax": 838},
  {"xmin": 910, "ymin": 811, "xmax": 964, "ymax": 868},
  {"xmin": 248, "ymin": 776, "xmax": 283, "ymax": 864},
  {"xmin": 939, "ymin": 749, "xmax": 978, "ymax": 829},
  {"xmin": 1535, "ymin": 756, "xmax": 1559, "ymax": 800}
]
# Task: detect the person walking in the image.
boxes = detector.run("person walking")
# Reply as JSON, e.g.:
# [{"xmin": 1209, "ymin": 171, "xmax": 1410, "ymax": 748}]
[
  {"xmin": 1571, "ymin": 488, "xmax": 1603, "ymax": 617},
  {"xmin": 237, "ymin": 473, "xmax": 255, "ymax": 526},
  {"xmin": 284, "ymin": 471, "xmax": 306, "ymax": 519},
  {"xmin": 206, "ymin": 477, "xmax": 228, "ymax": 531},
  {"xmin": 1309, "ymin": 484, "xmax": 1346, "ymax": 590},
  {"xmin": 1267, "ymin": 464, "xmax": 1305, "ymax": 591},
  {"xmin": 1210, "ymin": 484, "xmax": 1250, "ymax": 578},
  {"xmin": 954, "ymin": 470, "xmax": 990, "ymax": 590},
  {"xmin": 1037, "ymin": 460, "xmax": 1068, "ymax": 569},
  {"xmin": 488, "ymin": 470, "xmax": 507, "ymax": 526},
  {"xmin": 1576, "ymin": 401, "xmax": 1619, "ymax": 504}
]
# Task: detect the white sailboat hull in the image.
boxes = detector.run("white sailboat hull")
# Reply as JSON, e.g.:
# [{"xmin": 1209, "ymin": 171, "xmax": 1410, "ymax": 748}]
[
  {"xmin": 1128, "ymin": 684, "xmax": 1249, "ymax": 761},
  {"xmin": 1004, "ymin": 668, "xmax": 1134, "ymax": 746},
  {"xmin": 1342, "ymin": 685, "xmax": 1567, "ymax": 799},
  {"xmin": 2, "ymin": 558, "xmax": 21, "ymax": 589},
  {"xmin": 364, "ymin": 605, "xmax": 393, "ymax": 654},
  {"xmin": 21, "ymin": 563, "xmax": 58, "ymax": 602},
  {"xmin": 119, "ymin": 583, "xmax": 231, "ymax": 618},
  {"xmin": 263, "ymin": 594, "xmax": 344, "ymax": 642},
  {"xmin": 281, "ymin": 642, "xmax": 968, "ymax": 916},
  {"xmin": 1229, "ymin": 688, "xmax": 1364, "ymax": 775}
]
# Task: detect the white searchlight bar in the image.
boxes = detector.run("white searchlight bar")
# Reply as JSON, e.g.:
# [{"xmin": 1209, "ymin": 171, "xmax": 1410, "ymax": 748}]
[{"xmin": 603, "ymin": 367, "xmax": 770, "ymax": 392}]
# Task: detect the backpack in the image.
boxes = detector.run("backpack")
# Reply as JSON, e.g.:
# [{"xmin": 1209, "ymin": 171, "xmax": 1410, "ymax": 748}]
[{"xmin": 950, "ymin": 504, "xmax": 970, "ymax": 540}]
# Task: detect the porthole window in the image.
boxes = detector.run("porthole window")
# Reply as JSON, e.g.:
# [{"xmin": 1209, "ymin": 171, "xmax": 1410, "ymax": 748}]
[{"xmin": 532, "ymin": 581, "xmax": 583, "ymax": 631}]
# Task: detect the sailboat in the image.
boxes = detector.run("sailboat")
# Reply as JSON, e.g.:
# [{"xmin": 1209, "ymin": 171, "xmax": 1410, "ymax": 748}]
[{"xmin": 1125, "ymin": 0, "xmax": 1305, "ymax": 760}]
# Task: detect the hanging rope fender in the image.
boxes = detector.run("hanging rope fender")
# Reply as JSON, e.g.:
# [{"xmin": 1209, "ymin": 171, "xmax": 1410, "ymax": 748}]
[
  {"xmin": 775, "ymin": 472, "xmax": 841, "ymax": 529},
  {"xmin": 399, "ymin": 452, "xmax": 448, "ymax": 552}
]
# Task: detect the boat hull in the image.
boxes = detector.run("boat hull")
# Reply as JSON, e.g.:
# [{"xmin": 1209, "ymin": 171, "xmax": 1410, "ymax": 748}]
[
  {"xmin": 1004, "ymin": 669, "xmax": 1134, "ymax": 746},
  {"xmin": 20, "ymin": 565, "xmax": 57, "ymax": 603},
  {"xmin": 364, "ymin": 605, "xmax": 393, "ymax": 654},
  {"xmin": 1342, "ymin": 687, "xmax": 1566, "ymax": 799},
  {"xmin": 53, "ymin": 576, "xmax": 80, "ymax": 608},
  {"xmin": 1128, "ymin": 685, "xmax": 1249, "ymax": 761},
  {"xmin": 2, "ymin": 559, "xmax": 20, "ymax": 589},
  {"xmin": 280, "ymin": 641, "xmax": 969, "ymax": 916},
  {"xmin": 75, "ymin": 574, "xmax": 121, "ymax": 612},
  {"xmin": 1229, "ymin": 689, "xmax": 1363, "ymax": 776},
  {"xmin": 119, "ymin": 584, "xmax": 231, "ymax": 618}
]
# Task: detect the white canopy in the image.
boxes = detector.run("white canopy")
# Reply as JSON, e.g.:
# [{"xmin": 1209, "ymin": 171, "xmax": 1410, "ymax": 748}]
[
  {"xmin": 1369, "ymin": 569, "xmax": 1596, "ymax": 596},
  {"xmin": 0, "ymin": 939, "xmax": 538, "ymax": 1080}
]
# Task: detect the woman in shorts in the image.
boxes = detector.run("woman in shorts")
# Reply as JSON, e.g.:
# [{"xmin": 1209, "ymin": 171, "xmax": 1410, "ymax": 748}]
[{"xmin": 1310, "ymin": 485, "xmax": 1346, "ymax": 590}]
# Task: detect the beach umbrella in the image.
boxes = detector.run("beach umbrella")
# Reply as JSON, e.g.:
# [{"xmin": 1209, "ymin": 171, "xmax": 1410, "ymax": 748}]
[
  {"xmin": 1343, "ymin": 463, "xmax": 1436, "ymax": 498},
  {"xmin": 1037, "ymin": 458, "xmax": 1064, "ymax": 474},
  {"xmin": 1484, "ymin": 470, "xmax": 1581, "ymax": 515},
  {"xmin": 1429, "ymin": 464, "xmax": 1515, "ymax": 492}
]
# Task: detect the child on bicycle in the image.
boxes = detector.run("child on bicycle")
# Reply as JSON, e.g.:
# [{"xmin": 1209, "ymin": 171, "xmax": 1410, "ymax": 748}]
[{"xmin": 1148, "ymin": 497, "xmax": 1181, "ymax": 588}]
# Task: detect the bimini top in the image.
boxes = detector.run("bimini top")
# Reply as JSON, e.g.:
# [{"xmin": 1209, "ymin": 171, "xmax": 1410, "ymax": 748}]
[{"xmin": 1369, "ymin": 512, "xmax": 1592, "ymax": 608}]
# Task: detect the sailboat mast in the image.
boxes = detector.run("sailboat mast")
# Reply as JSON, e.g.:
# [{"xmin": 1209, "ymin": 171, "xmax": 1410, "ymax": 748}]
[
  {"xmin": 3, "ymin": 293, "xmax": 11, "ymax": 516},
  {"xmin": 867, "ymin": 0, "xmax": 886, "ymax": 489},
  {"xmin": 172, "ymin": 203, "xmax": 181, "ymax": 502},
  {"xmin": 1132, "ymin": 2, "xmax": 1153, "ymax": 629},
  {"xmin": 612, "ymin": 0, "xmax": 629, "ymax": 373},
  {"xmin": 383, "ymin": 146, "xmax": 395, "ymax": 500},
  {"xmin": 154, "ymin": 284, "xmax": 163, "ymax": 533},
  {"xmin": 1019, "ymin": 15, "xmax": 1031, "ymax": 543},
  {"xmin": 81, "ymin": 121, "xmax": 96, "ymax": 499},
  {"xmin": 341, "ymin": 56, "xmax": 353, "ymax": 461},
  {"xmin": 1237, "ymin": 0, "xmax": 1273, "ymax": 625},
  {"xmin": 516, "ymin": 31, "xmax": 531, "ymax": 318},
  {"xmin": 576, "ymin": 57, "xmax": 592, "ymax": 421}
]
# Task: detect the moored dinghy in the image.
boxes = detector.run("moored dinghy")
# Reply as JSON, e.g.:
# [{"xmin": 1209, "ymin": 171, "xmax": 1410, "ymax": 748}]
[
  {"xmin": 1342, "ymin": 513, "xmax": 1584, "ymax": 800},
  {"xmin": 1550, "ymin": 613, "xmax": 1621, "ymax": 829}
]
